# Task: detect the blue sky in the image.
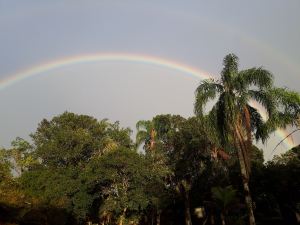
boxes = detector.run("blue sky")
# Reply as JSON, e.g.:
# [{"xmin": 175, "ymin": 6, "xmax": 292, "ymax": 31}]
[{"xmin": 0, "ymin": 1, "xmax": 299, "ymax": 159}]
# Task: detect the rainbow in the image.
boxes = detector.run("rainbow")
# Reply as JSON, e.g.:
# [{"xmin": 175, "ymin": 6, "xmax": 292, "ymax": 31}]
[
  {"xmin": 0, "ymin": 53, "xmax": 211, "ymax": 90},
  {"xmin": 0, "ymin": 52, "xmax": 295, "ymax": 152}
]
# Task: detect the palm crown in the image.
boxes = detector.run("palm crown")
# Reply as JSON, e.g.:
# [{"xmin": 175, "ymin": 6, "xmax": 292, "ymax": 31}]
[{"xmin": 195, "ymin": 54, "xmax": 300, "ymax": 169}]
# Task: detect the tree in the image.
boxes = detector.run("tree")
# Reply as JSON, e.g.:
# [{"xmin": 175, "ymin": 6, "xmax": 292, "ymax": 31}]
[
  {"xmin": 211, "ymin": 186, "xmax": 237, "ymax": 225},
  {"xmin": 0, "ymin": 148, "xmax": 33, "ymax": 225},
  {"xmin": 136, "ymin": 120, "xmax": 157, "ymax": 151},
  {"xmin": 136, "ymin": 115, "xmax": 212, "ymax": 225},
  {"xmin": 272, "ymin": 145, "xmax": 300, "ymax": 165},
  {"xmin": 0, "ymin": 148, "xmax": 11, "ymax": 182},
  {"xmin": 7, "ymin": 137, "xmax": 37, "ymax": 176},
  {"xmin": 143, "ymin": 150, "xmax": 172, "ymax": 225},
  {"xmin": 85, "ymin": 147, "xmax": 170, "ymax": 225},
  {"xmin": 252, "ymin": 149, "xmax": 300, "ymax": 225},
  {"xmin": 194, "ymin": 54, "xmax": 300, "ymax": 225},
  {"xmin": 20, "ymin": 112, "xmax": 133, "ymax": 223}
]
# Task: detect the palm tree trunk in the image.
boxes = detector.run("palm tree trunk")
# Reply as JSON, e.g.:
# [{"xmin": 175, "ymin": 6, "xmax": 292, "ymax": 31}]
[
  {"xmin": 179, "ymin": 182, "xmax": 193, "ymax": 225},
  {"xmin": 220, "ymin": 211, "xmax": 226, "ymax": 225},
  {"xmin": 210, "ymin": 214, "xmax": 215, "ymax": 225},
  {"xmin": 156, "ymin": 210, "xmax": 161, "ymax": 225},
  {"xmin": 237, "ymin": 145, "xmax": 256, "ymax": 225},
  {"xmin": 151, "ymin": 209, "xmax": 154, "ymax": 225},
  {"xmin": 118, "ymin": 208, "xmax": 127, "ymax": 225},
  {"xmin": 184, "ymin": 194, "xmax": 192, "ymax": 225},
  {"xmin": 233, "ymin": 124, "xmax": 256, "ymax": 225}
]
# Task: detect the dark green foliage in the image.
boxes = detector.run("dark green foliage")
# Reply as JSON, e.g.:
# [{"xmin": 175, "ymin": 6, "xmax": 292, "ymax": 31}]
[
  {"xmin": 9, "ymin": 112, "xmax": 171, "ymax": 224},
  {"xmin": 85, "ymin": 148, "xmax": 163, "ymax": 220},
  {"xmin": 20, "ymin": 166, "xmax": 93, "ymax": 218},
  {"xmin": 211, "ymin": 185, "xmax": 237, "ymax": 212},
  {"xmin": 249, "ymin": 148, "xmax": 300, "ymax": 225},
  {"xmin": 31, "ymin": 112, "xmax": 108, "ymax": 167},
  {"xmin": 17, "ymin": 112, "xmax": 134, "ymax": 223},
  {"xmin": 0, "ymin": 148, "xmax": 11, "ymax": 182}
]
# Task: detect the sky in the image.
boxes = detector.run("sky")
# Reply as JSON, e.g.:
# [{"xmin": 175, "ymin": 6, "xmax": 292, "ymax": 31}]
[{"xmin": 0, "ymin": 0, "xmax": 299, "ymax": 160}]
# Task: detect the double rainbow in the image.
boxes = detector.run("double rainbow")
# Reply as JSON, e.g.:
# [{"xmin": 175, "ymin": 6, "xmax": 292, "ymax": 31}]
[{"xmin": 0, "ymin": 53, "xmax": 294, "ymax": 151}]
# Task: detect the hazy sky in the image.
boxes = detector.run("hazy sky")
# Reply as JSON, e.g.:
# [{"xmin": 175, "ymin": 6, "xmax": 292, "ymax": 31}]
[{"xmin": 0, "ymin": 1, "xmax": 299, "ymax": 159}]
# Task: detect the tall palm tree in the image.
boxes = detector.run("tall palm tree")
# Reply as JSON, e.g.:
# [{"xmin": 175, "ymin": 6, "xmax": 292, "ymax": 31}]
[
  {"xmin": 194, "ymin": 54, "xmax": 300, "ymax": 225},
  {"xmin": 136, "ymin": 120, "xmax": 157, "ymax": 151}
]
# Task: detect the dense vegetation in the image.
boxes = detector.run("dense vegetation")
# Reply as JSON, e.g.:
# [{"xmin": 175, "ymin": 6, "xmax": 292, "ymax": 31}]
[{"xmin": 0, "ymin": 54, "xmax": 300, "ymax": 225}]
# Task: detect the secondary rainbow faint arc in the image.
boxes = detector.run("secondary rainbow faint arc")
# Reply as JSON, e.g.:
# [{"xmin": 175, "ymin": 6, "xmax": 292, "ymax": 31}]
[{"xmin": 0, "ymin": 52, "xmax": 294, "ymax": 151}]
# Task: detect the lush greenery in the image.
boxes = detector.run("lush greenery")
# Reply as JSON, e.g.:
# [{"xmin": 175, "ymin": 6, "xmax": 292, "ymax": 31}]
[{"xmin": 0, "ymin": 55, "xmax": 300, "ymax": 225}]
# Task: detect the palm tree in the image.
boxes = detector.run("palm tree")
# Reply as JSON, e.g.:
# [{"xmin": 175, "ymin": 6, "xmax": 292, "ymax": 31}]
[
  {"xmin": 211, "ymin": 186, "xmax": 237, "ymax": 225},
  {"xmin": 136, "ymin": 120, "xmax": 157, "ymax": 151},
  {"xmin": 194, "ymin": 54, "xmax": 300, "ymax": 225}
]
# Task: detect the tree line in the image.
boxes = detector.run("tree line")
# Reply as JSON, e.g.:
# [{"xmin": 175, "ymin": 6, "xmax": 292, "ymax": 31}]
[{"xmin": 0, "ymin": 54, "xmax": 300, "ymax": 225}]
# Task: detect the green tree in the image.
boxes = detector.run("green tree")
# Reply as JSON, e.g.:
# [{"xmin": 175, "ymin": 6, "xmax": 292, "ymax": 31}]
[
  {"xmin": 0, "ymin": 148, "xmax": 32, "ymax": 225},
  {"xmin": 7, "ymin": 137, "xmax": 37, "ymax": 176},
  {"xmin": 137, "ymin": 115, "xmax": 212, "ymax": 225},
  {"xmin": 20, "ymin": 112, "xmax": 133, "ymax": 223},
  {"xmin": 159, "ymin": 116, "xmax": 211, "ymax": 225},
  {"xmin": 31, "ymin": 112, "xmax": 110, "ymax": 167},
  {"xmin": 136, "ymin": 120, "xmax": 157, "ymax": 151},
  {"xmin": 272, "ymin": 145, "xmax": 300, "ymax": 165},
  {"xmin": 194, "ymin": 54, "xmax": 300, "ymax": 225},
  {"xmin": 211, "ymin": 186, "xmax": 237, "ymax": 225},
  {"xmin": 251, "ymin": 150, "xmax": 300, "ymax": 225},
  {"xmin": 143, "ymin": 149, "xmax": 172, "ymax": 225},
  {"xmin": 0, "ymin": 148, "xmax": 11, "ymax": 182},
  {"xmin": 85, "ymin": 147, "xmax": 169, "ymax": 225}
]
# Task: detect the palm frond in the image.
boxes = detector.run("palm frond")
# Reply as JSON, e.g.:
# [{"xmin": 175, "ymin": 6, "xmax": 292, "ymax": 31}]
[
  {"xmin": 136, "ymin": 120, "xmax": 153, "ymax": 148},
  {"xmin": 271, "ymin": 87, "xmax": 300, "ymax": 119},
  {"xmin": 135, "ymin": 131, "xmax": 149, "ymax": 148},
  {"xmin": 262, "ymin": 88, "xmax": 300, "ymax": 130},
  {"xmin": 212, "ymin": 185, "xmax": 237, "ymax": 209},
  {"xmin": 236, "ymin": 67, "xmax": 273, "ymax": 90},
  {"xmin": 247, "ymin": 105, "xmax": 269, "ymax": 143},
  {"xmin": 136, "ymin": 120, "xmax": 152, "ymax": 131},
  {"xmin": 194, "ymin": 79, "xmax": 223, "ymax": 116},
  {"xmin": 204, "ymin": 110, "xmax": 222, "ymax": 147},
  {"xmin": 213, "ymin": 92, "xmax": 238, "ymax": 148},
  {"xmin": 248, "ymin": 90, "xmax": 277, "ymax": 117}
]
